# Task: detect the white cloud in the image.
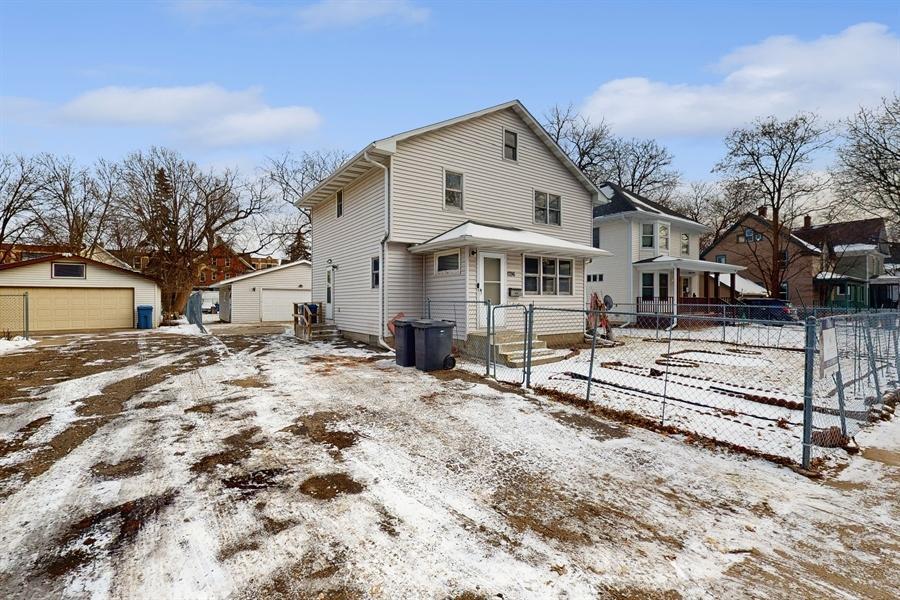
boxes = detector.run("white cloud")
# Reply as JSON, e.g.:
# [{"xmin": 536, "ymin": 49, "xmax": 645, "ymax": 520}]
[
  {"xmin": 55, "ymin": 84, "xmax": 321, "ymax": 147},
  {"xmin": 582, "ymin": 23, "xmax": 900, "ymax": 137},
  {"xmin": 296, "ymin": 0, "xmax": 429, "ymax": 29}
]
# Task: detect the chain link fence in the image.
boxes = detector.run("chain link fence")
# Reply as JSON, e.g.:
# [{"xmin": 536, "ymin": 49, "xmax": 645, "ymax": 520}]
[
  {"xmin": 446, "ymin": 301, "xmax": 898, "ymax": 470},
  {"xmin": 0, "ymin": 293, "xmax": 29, "ymax": 339}
]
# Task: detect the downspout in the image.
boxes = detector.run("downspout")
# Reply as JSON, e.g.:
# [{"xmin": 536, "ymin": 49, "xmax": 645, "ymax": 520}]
[{"xmin": 363, "ymin": 151, "xmax": 393, "ymax": 351}]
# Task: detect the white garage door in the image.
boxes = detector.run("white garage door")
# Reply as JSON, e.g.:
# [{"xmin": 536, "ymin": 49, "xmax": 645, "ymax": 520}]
[{"xmin": 260, "ymin": 288, "xmax": 311, "ymax": 322}]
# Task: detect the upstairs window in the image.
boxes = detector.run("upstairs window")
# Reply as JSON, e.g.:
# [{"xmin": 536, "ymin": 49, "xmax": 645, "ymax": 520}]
[
  {"xmin": 641, "ymin": 223, "xmax": 655, "ymax": 248},
  {"xmin": 444, "ymin": 170, "xmax": 463, "ymax": 210},
  {"xmin": 224, "ymin": 257, "xmax": 231, "ymax": 267},
  {"xmin": 503, "ymin": 129, "xmax": 518, "ymax": 161},
  {"xmin": 534, "ymin": 191, "xmax": 561, "ymax": 225},
  {"xmin": 52, "ymin": 262, "xmax": 85, "ymax": 278},
  {"xmin": 371, "ymin": 257, "xmax": 380, "ymax": 288},
  {"xmin": 592, "ymin": 226, "xmax": 600, "ymax": 249},
  {"xmin": 659, "ymin": 224, "xmax": 670, "ymax": 251},
  {"xmin": 681, "ymin": 233, "xmax": 690, "ymax": 255},
  {"xmin": 336, "ymin": 190, "xmax": 343, "ymax": 218}
]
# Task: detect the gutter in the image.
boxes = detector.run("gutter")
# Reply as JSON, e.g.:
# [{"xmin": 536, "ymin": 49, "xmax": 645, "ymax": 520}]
[{"xmin": 363, "ymin": 151, "xmax": 393, "ymax": 352}]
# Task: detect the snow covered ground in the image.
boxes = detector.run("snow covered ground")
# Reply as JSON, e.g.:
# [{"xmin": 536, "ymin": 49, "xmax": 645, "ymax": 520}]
[
  {"xmin": 0, "ymin": 337, "xmax": 36, "ymax": 355},
  {"xmin": 463, "ymin": 326, "xmax": 893, "ymax": 466},
  {"xmin": 0, "ymin": 326, "xmax": 897, "ymax": 598}
]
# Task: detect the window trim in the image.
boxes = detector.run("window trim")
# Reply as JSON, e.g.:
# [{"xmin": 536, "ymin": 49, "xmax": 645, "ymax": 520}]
[
  {"xmin": 502, "ymin": 127, "xmax": 518, "ymax": 162},
  {"xmin": 641, "ymin": 223, "xmax": 655, "ymax": 249},
  {"xmin": 658, "ymin": 223, "xmax": 670, "ymax": 252},
  {"xmin": 434, "ymin": 249, "xmax": 461, "ymax": 274},
  {"xmin": 442, "ymin": 167, "xmax": 464, "ymax": 212},
  {"xmin": 336, "ymin": 189, "xmax": 343, "ymax": 218},
  {"xmin": 51, "ymin": 262, "xmax": 86, "ymax": 279},
  {"xmin": 523, "ymin": 255, "xmax": 574, "ymax": 296},
  {"xmin": 532, "ymin": 189, "xmax": 562, "ymax": 227},
  {"xmin": 371, "ymin": 256, "xmax": 380, "ymax": 288}
]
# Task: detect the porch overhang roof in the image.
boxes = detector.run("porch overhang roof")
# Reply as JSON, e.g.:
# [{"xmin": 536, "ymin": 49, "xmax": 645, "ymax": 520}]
[
  {"xmin": 407, "ymin": 220, "xmax": 613, "ymax": 259},
  {"xmin": 633, "ymin": 256, "xmax": 744, "ymax": 274}
]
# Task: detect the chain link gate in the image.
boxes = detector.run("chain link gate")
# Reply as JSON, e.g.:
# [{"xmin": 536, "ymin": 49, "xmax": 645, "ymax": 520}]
[
  {"xmin": 0, "ymin": 292, "xmax": 29, "ymax": 339},
  {"xmin": 488, "ymin": 304, "xmax": 528, "ymax": 385}
]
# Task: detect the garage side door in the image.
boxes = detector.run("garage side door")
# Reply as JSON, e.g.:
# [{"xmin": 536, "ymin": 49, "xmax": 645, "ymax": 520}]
[
  {"xmin": 260, "ymin": 288, "xmax": 311, "ymax": 322},
  {"xmin": 0, "ymin": 287, "xmax": 134, "ymax": 331}
]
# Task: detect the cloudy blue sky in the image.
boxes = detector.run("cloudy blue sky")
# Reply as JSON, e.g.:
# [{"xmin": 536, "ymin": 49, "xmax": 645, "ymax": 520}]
[{"xmin": 1, "ymin": 0, "xmax": 898, "ymax": 181}]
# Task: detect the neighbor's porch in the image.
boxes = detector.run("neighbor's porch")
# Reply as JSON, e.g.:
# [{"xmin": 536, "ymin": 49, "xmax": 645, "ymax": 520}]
[{"xmin": 633, "ymin": 256, "xmax": 746, "ymax": 316}]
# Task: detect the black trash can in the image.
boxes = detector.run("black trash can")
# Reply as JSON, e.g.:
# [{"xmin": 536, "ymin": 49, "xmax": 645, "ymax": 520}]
[
  {"xmin": 412, "ymin": 319, "xmax": 456, "ymax": 371},
  {"xmin": 393, "ymin": 317, "xmax": 417, "ymax": 367}
]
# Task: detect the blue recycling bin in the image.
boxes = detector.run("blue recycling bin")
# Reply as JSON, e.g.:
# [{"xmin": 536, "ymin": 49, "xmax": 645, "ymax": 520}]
[{"xmin": 137, "ymin": 305, "xmax": 154, "ymax": 329}]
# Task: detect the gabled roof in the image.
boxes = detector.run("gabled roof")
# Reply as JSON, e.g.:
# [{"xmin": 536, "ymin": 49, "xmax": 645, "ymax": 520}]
[
  {"xmin": 592, "ymin": 181, "xmax": 707, "ymax": 231},
  {"xmin": 298, "ymin": 100, "xmax": 599, "ymax": 207},
  {"xmin": 701, "ymin": 212, "xmax": 822, "ymax": 258},
  {"xmin": 407, "ymin": 220, "xmax": 612, "ymax": 258},
  {"xmin": 0, "ymin": 253, "xmax": 159, "ymax": 282},
  {"xmin": 211, "ymin": 259, "xmax": 311, "ymax": 288},
  {"xmin": 793, "ymin": 217, "xmax": 885, "ymax": 250}
]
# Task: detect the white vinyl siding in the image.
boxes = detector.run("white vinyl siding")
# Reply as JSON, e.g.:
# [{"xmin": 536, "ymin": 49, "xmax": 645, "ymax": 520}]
[
  {"xmin": 424, "ymin": 248, "xmax": 469, "ymax": 336},
  {"xmin": 385, "ymin": 242, "xmax": 424, "ymax": 320},
  {"xmin": 217, "ymin": 262, "xmax": 311, "ymax": 323},
  {"xmin": 585, "ymin": 220, "xmax": 630, "ymax": 309},
  {"xmin": 311, "ymin": 167, "xmax": 385, "ymax": 337},
  {"xmin": 390, "ymin": 107, "xmax": 593, "ymax": 246}
]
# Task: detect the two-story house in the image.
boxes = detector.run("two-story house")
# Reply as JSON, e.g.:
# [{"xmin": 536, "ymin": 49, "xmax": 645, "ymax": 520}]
[
  {"xmin": 297, "ymin": 100, "xmax": 611, "ymax": 347},
  {"xmin": 586, "ymin": 182, "xmax": 745, "ymax": 315}
]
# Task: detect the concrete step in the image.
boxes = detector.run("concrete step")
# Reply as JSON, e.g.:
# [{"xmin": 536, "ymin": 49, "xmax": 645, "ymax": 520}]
[
  {"xmin": 498, "ymin": 347, "xmax": 568, "ymax": 368},
  {"xmin": 493, "ymin": 339, "xmax": 547, "ymax": 354}
]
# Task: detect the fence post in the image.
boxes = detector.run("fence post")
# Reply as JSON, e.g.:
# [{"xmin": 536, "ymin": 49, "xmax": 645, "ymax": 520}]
[
  {"xmin": 863, "ymin": 316, "xmax": 882, "ymax": 399},
  {"xmin": 485, "ymin": 300, "xmax": 492, "ymax": 377},
  {"xmin": 525, "ymin": 304, "xmax": 534, "ymax": 389},
  {"xmin": 721, "ymin": 303, "xmax": 726, "ymax": 342},
  {"xmin": 802, "ymin": 316, "xmax": 816, "ymax": 470},
  {"xmin": 426, "ymin": 298, "xmax": 431, "ymax": 319},
  {"xmin": 23, "ymin": 292, "xmax": 29, "ymax": 339},
  {"xmin": 586, "ymin": 313, "xmax": 598, "ymax": 403}
]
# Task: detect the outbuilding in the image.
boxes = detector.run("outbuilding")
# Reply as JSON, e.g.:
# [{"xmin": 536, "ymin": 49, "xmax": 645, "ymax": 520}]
[
  {"xmin": 213, "ymin": 260, "xmax": 311, "ymax": 323},
  {"xmin": 0, "ymin": 254, "xmax": 161, "ymax": 332}
]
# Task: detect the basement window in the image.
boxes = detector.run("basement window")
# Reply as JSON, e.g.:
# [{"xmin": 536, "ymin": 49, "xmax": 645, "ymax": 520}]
[{"xmin": 52, "ymin": 262, "xmax": 86, "ymax": 278}]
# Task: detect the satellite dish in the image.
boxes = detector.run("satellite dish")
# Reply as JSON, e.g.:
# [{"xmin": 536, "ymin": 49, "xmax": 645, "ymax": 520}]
[{"xmin": 603, "ymin": 294, "xmax": 614, "ymax": 310}]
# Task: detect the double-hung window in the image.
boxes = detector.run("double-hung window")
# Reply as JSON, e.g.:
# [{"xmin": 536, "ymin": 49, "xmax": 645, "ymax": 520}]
[
  {"xmin": 641, "ymin": 273, "xmax": 655, "ymax": 299},
  {"xmin": 659, "ymin": 224, "xmax": 670, "ymax": 251},
  {"xmin": 444, "ymin": 170, "xmax": 463, "ymax": 210},
  {"xmin": 371, "ymin": 257, "xmax": 380, "ymax": 288},
  {"xmin": 641, "ymin": 223, "xmax": 655, "ymax": 248},
  {"xmin": 503, "ymin": 129, "xmax": 518, "ymax": 161},
  {"xmin": 524, "ymin": 256, "xmax": 572, "ymax": 295},
  {"xmin": 533, "ymin": 191, "xmax": 561, "ymax": 225},
  {"xmin": 336, "ymin": 190, "xmax": 343, "ymax": 218},
  {"xmin": 592, "ymin": 227, "xmax": 601, "ymax": 249},
  {"xmin": 680, "ymin": 233, "xmax": 690, "ymax": 255}
]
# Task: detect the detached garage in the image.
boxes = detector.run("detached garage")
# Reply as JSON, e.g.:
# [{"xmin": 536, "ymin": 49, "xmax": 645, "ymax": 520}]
[
  {"xmin": 214, "ymin": 260, "xmax": 311, "ymax": 323},
  {"xmin": 0, "ymin": 254, "xmax": 161, "ymax": 332}
]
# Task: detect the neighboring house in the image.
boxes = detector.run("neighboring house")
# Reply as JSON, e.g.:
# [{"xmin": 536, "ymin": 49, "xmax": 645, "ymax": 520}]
[
  {"xmin": 247, "ymin": 255, "xmax": 281, "ymax": 271},
  {"xmin": 0, "ymin": 254, "xmax": 161, "ymax": 332},
  {"xmin": 1, "ymin": 243, "xmax": 134, "ymax": 270},
  {"xmin": 214, "ymin": 260, "xmax": 311, "ymax": 323},
  {"xmin": 586, "ymin": 182, "xmax": 744, "ymax": 314},
  {"xmin": 121, "ymin": 240, "xmax": 254, "ymax": 288},
  {"xmin": 701, "ymin": 208, "xmax": 824, "ymax": 307},
  {"xmin": 298, "ymin": 100, "xmax": 611, "ymax": 347},
  {"xmin": 793, "ymin": 216, "xmax": 892, "ymax": 308}
]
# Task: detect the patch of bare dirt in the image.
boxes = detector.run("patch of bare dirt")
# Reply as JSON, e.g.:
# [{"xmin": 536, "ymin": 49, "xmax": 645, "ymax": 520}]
[
  {"xmin": 0, "ymin": 415, "xmax": 51, "ymax": 459},
  {"xmin": 299, "ymin": 473, "xmax": 364, "ymax": 500},
  {"xmin": 281, "ymin": 412, "xmax": 358, "ymax": 451},
  {"xmin": 548, "ymin": 410, "xmax": 628, "ymax": 440},
  {"xmin": 90, "ymin": 457, "xmax": 145, "ymax": 480},
  {"xmin": 217, "ymin": 539, "xmax": 261, "ymax": 561},
  {"xmin": 190, "ymin": 427, "xmax": 264, "ymax": 474},
  {"xmin": 225, "ymin": 375, "xmax": 269, "ymax": 388},
  {"xmin": 222, "ymin": 468, "xmax": 285, "ymax": 496},
  {"xmin": 40, "ymin": 490, "xmax": 178, "ymax": 580}
]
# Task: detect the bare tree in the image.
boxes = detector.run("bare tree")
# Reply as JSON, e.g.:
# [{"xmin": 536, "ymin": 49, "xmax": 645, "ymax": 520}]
[
  {"xmin": 261, "ymin": 150, "xmax": 349, "ymax": 261},
  {"xmin": 33, "ymin": 154, "xmax": 118, "ymax": 254},
  {"xmin": 673, "ymin": 180, "xmax": 756, "ymax": 249},
  {"xmin": 714, "ymin": 113, "xmax": 832, "ymax": 299},
  {"xmin": 0, "ymin": 154, "xmax": 42, "ymax": 262},
  {"xmin": 834, "ymin": 95, "xmax": 900, "ymax": 231},
  {"xmin": 544, "ymin": 104, "xmax": 680, "ymax": 202},
  {"xmin": 119, "ymin": 147, "xmax": 268, "ymax": 315}
]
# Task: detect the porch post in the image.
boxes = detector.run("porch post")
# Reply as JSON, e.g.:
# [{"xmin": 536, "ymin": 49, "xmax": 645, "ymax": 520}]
[
  {"xmin": 673, "ymin": 267, "xmax": 679, "ymax": 318},
  {"xmin": 730, "ymin": 272, "xmax": 736, "ymax": 302},
  {"xmin": 714, "ymin": 272, "xmax": 721, "ymax": 300},
  {"xmin": 703, "ymin": 271, "xmax": 709, "ymax": 299}
]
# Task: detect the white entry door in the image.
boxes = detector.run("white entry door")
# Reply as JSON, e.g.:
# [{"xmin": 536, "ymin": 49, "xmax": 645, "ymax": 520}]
[
  {"xmin": 325, "ymin": 266, "xmax": 334, "ymax": 320},
  {"xmin": 479, "ymin": 252, "xmax": 507, "ymax": 327}
]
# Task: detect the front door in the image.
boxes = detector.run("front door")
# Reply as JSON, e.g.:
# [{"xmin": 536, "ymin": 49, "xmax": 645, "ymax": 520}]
[
  {"xmin": 325, "ymin": 266, "xmax": 334, "ymax": 320},
  {"xmin": 479, "ymin": 252, "xmax": 506, "ymax": 327}
]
